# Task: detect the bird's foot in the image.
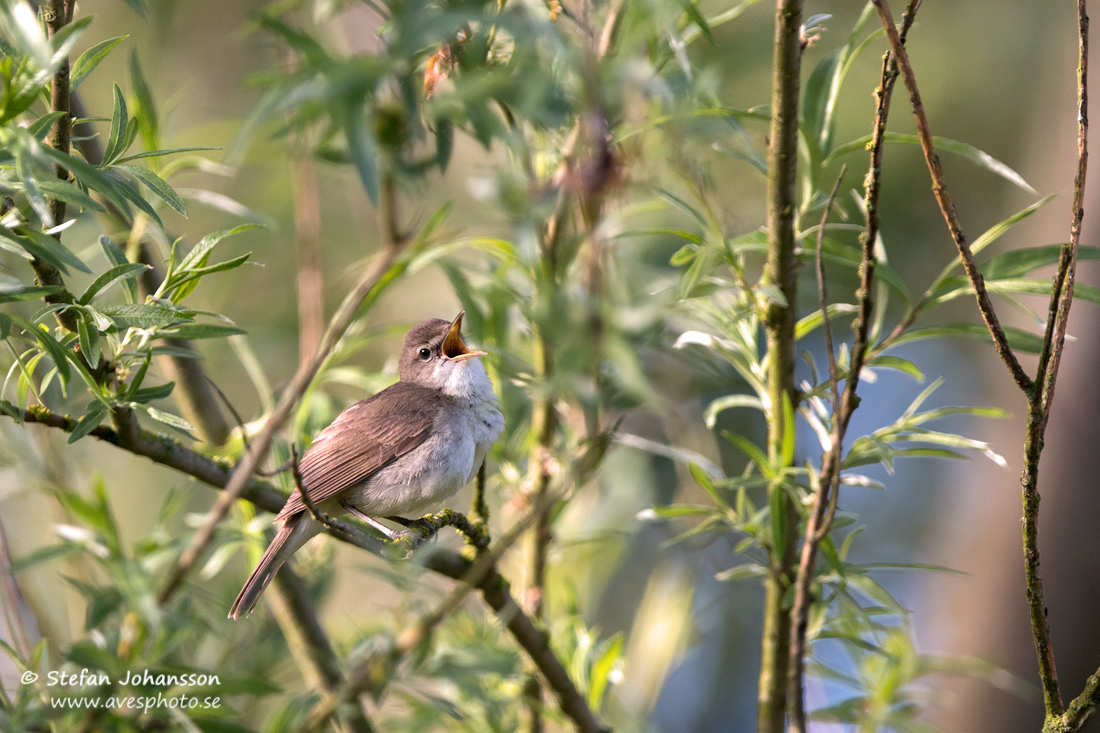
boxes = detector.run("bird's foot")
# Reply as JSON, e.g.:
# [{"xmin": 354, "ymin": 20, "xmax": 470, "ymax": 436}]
[
  {"xmin": 342, "ymin": 504, "xmax": 404, "ymax": 541},
  {"xmin": 389, "ymin": 510, "xmax": 489, "ymax": 550}
]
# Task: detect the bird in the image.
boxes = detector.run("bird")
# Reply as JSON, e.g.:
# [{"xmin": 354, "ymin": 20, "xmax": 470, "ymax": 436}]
[{"xmin": 229, "ymin": 312, "xmax": 505, "ymax": 619}]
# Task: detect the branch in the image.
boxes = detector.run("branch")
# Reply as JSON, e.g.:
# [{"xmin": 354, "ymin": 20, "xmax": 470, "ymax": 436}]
[
  {"xmin": 758, "ymin": 1, "xmax": 804, "ymax": 730},
  {"xmin": 1036, "ymin": 1, "xmax": 1089, "ymax": 422},
  {"xmin": 786, "ymin": 166, "xmax": 846, "ymax": 732},
  {"xmin": 156, "ymin": 167, "xmax": 408, "ymax": 605},
  {"xmin": 4, "ymin": 399, "xmax": 609, "ymax": 732},
  {"xmin": 871, "ymin": 0, "xmax": 1032, "ymax": 392},
  {"xmin": 1022, "ymin": 1, "xmax": 1091, "ymax": 724}
]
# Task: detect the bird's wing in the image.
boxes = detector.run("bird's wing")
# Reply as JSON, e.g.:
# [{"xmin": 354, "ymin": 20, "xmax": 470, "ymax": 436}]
[{"xmin": 275, "ymin": 382, "xmax": 441, "ymax": 522}]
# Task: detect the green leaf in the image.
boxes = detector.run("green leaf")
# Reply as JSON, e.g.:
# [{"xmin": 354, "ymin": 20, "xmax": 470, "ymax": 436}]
[
  {"xmin": 103, "ymin": 85, "xmax": 130, "ymax": 165},
  {"xmin": 983, "ymin": 244, "xmax": 1100, "ymax": 281},
  {"xmin": 26, "ymin": 110, "xmax": 66, "ymax": 139},
  {"xmin": 77, "ymin": 263, "xmax": 150, "ymax": 305},
  {"xmin": 71, "ymin": 36, "xmax": 128, "ymax": 90},
  {"xmin": 0, "ymin": 284, "xmax": 63, "ymax": 304},
  {"xmin": 925, "ymin": 197, "xmax": 1056, "ymax": 299},
  {"xmin": 3, "ymin": 226, "xmax": 91, "ymax": 275},
  {"xmin": 866, "ymin": 355, "xmax": 923, "ymax": 381},
  {"xmin": 715, "ymin": 563, "xmax": 768, "ymax": 581},
  {"xmin": 115, "ymin": 146, "xmax": 219, "ymax": 164},
  {"xmin": 344, "ymin": 101, "xmax": 379, "ymax": 204},
  {"xmin": 795, "ymin": 303, "xmax": 859, "ymax": 340},
  {"xmin": 133, "ymin": 403, "xmax": 196, "ymax": 436},
  {"xmin": 17, "ymin": 319, "xmax": 70, "ymax": 387},
  {"xmin": 722, "ymin": 431, "xmax": 773, "ymax": 478},
  {"xmin": 99, "ymin": 236, "xmax": 138, "ymax": 304},
  {"xmin": 119, "ymin": 0, "xmax": 148, "ymax": 18},
  {"xmin": 0, "ymin": 1, "xmax": 52, "ymax": 72},
  {"xmin": 678, "ymin": 0, "xmax": 715, "ymax": 45},
  {"xmin": 8, "ymin": 543, "xmax": 80, "ymax": 572},
  {"xmin": 68, "ymin": 402, "xmax": 109, "ymax": 443},
  {"xmin": 178, "ymin": 225, "xmax": 260, "ymax": 272},
  {"xmin": 826, "ymin": 133, "xmax": 1037, "ymax": 194},
  {"xmin": 704, "ymin": 394, "xmax": 764, "ymax": 428},
  {"xmin": 38, "ymin": 145, "xmax": 134, "ymax": 220},
  {"xmin": 128, "ymin": 50, "xmax": 158, "ymax": 151},
  {"xmin": 689, "ymin": 462, "xmax": 731, "ymax": 510},
  {"xmin": 769, "ymin": 481, "xmax": 787, "ymax": 554},
  {"xmin": 130, "ymin": 381, "xmax": 174, "ymax": 402},
  {"xmin": 104, "ymin": 168, "xmax": 163, "ymax": 227},
  {"xmin": 77, "ymin": 315, "xmax": 100, "ymax": 370},
  {"xmin": 803, "ymin": 49, "xmax": 841, "ymax": 148},
  {"xmin": 118, "ymin": 164, "xmax": 187, "ymax": 216},
  {"xmin": 100, "ymin": 304, "xmax": 189, "ymax": 329},
  {"xmin": 1074, "ymin": 282, "xmax": 1100, "ymax": 306},
  {"xmin": 32, "ymin": 177, "xmax": 105, "ymax": 212},
  {"xmin": 156, "ymin": 323, "xmax": 244, "ymax": 339}
]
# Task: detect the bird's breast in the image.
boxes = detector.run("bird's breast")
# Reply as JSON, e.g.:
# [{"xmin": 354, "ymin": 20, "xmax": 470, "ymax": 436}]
[{"xmin": 349, "ymin": 397, "xmax": 503, "ymax": 517}]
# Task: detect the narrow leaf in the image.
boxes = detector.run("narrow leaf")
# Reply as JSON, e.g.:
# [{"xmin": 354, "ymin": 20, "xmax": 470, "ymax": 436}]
[
  {"xmin": 119, "ymin": 164, "xmax": 187, "ymax": 216},
  {"xmin": 77, "ymin": 263, "xmax": 150, "ymax": 305},
  {"xmin": 71, "ymin": 36, "xmax": 128, "ymax": 90}
]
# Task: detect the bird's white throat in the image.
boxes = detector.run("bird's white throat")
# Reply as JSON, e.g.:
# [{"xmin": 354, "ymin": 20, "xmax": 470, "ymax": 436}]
[{"xmin": 430, "ymin": 356, "xmax": 498, "ymax": 404}]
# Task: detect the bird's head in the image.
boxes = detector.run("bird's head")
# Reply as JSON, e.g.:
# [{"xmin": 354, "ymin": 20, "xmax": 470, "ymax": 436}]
[{"xmin": 399, "ymin": 311, "xmax": 491, "ymax": 398}]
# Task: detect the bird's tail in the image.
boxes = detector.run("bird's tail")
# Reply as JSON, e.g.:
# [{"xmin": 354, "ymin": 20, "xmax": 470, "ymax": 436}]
[{"xmin": 229, "ymin": 514, "xmax": 317, "ymax": 619}]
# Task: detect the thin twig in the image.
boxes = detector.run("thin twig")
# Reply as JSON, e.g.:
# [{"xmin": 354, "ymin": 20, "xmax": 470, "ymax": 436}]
[
  {"xmin": 1036, "ymin": 2, "xmax": 1089, "ymax": 423},
  {"xmin": 871, "ymin": 0, "xmax": 1032, "ymax": 393},
  {"xmin": 156, "ymin": 167, "xmax": 408, "ymax": 604},
  {"xmin": 785, "ymin": 166, "xmax": 846, "ymax": 732},
  {"xmin": 1018, "ymin": 1, "xmax": 1091, "ymax": 723}
]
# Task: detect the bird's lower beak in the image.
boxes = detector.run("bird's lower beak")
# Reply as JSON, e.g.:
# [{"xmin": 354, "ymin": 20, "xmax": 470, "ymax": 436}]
[{"xmin": 443, "ymin": 311, "xmax": 486, "ymax": 361}]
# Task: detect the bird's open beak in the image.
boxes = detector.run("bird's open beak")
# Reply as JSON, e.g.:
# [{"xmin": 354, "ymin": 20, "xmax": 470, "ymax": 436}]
[{"xmin": 442, "ymin": 311, "xmax": 486, "ymax": 361}]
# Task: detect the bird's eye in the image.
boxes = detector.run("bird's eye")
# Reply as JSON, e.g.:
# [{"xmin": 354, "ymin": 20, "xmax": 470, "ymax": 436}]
[{"xmin": 418, "ymin": 347, "xmax": 432, "ymax": 361}]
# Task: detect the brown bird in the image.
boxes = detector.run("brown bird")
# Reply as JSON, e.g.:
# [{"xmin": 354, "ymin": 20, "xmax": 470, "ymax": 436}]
[{"xmin": 229, "ymin": 312, "xmax": 504, "ymax": 618}]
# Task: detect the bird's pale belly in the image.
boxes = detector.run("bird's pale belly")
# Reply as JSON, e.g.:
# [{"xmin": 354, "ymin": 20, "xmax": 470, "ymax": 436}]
[{"xmin": 347, "ymin": 421, "xmax": 489, "ymax": 518}]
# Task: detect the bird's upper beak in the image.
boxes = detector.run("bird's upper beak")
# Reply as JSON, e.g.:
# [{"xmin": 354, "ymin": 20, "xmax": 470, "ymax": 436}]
[{"xmin": 442, "ymin": 311, "xmax": 486, "ymax": 361}]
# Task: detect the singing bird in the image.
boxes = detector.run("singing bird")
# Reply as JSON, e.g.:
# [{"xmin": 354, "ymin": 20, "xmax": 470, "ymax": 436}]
[{"xmin": 229, "ymin": 312, "xmax": 504, "ymax": 619}]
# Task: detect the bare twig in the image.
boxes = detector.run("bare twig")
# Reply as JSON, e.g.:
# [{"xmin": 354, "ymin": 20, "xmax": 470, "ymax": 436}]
[
  {"xmin": 871, "ymin": 0, "xmax": 1032, "ymax": 392},
  {"xmin": 786, "ymin": 167, "xmax": 846, "ymax": 732},
  {"xmin": 758, "ymin": 1, "xmax": 805, "ymax": 730},
  {"xmin": 156, "ymin": 167, "xmax": 408, "ymax": 604},
  {"xmin": 1018, "ymin": 1, "xmax": 1090, "ymax": 724}
]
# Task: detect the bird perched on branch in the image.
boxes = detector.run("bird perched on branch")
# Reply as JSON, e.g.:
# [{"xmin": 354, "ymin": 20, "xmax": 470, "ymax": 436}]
[{"xmin": 230, "ymin": 312, "xmax": 504, "ymax": 619}]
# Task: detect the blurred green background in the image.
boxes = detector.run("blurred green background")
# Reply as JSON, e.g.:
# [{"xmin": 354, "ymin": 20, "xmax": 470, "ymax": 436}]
[{"xmin": 2, "ymin": 1, "xmax": 1098, "ymax": 730}]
